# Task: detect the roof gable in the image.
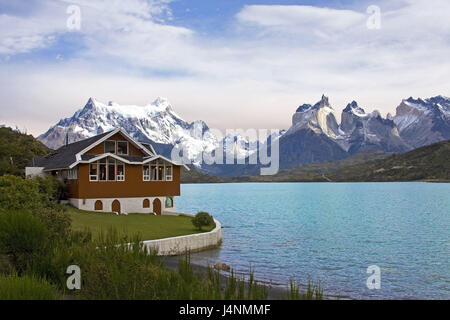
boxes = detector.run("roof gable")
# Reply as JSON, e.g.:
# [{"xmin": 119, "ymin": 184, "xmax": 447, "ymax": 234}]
[
  {"xmin": 76, "ymin": 128, "xmax": 154, "ymax": 160},
  {"xmin": 31, "ymin": 128, "xmax": 189, "ymax": 171},
  {"xmin": 32, "ymin": 131, "xmax": 112, "ymax": 170}
]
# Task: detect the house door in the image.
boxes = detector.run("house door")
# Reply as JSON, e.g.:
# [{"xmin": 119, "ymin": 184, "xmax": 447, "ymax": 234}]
[
  {"xmin": 112, "ymin": 200, "xmax": 121, "ymax": 214},
  {"xmin": 153, "ymin": 199, "xmax": 161, "ymax": 215}
]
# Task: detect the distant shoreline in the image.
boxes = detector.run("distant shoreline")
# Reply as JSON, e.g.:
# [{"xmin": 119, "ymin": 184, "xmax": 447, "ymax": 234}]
[{"xmin": 182, "ymin": 180, "xmax": 450, "ymax": 184}]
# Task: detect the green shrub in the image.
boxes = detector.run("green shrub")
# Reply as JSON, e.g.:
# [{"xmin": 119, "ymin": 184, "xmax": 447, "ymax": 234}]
[
  {"xmin": 0, "ymin": 175, "xmax": 43, "ymax": 211},
  {"xmin": 0, "ymin": 273, "xmax": 58, "ymax": 300},
  {"xmin": 0, "ymin": 210, "xmax": 48, "ymax": 273},
  {"xmin": 192, "ymin": 212, "xmax": 215, "ymax": 231},
  {"xmin": 0, "ymin": 175, "xmax": 69, "ymax": 211},
  {"xmin": 35, "ymin": 176, "xmax": 69, "ymax": 201},
  {"xmin": 32, "ymin": 207, "xmax": 71, "ymax": 242},
  {"xmin": 0, "ymin": 175, "xmax": 71, "ymax": 242}
]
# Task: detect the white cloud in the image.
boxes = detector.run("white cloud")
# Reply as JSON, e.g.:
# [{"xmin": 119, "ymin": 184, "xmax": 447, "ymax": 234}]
[
  {"xmin": 237, "ymin": 5, "xmax": 366, "ymax": 31},
  {"xmin": 0, "ymin": 0, "xmax": 449, "ymax": 136}
]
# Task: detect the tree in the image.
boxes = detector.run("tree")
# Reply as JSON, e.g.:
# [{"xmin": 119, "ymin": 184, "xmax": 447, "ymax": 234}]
[{"xmin": 192, "ymin": 212, "xmax": 215, "ymax": 231}]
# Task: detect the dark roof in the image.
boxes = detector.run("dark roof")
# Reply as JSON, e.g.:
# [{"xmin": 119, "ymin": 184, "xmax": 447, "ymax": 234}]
[
  {"xmin": 33, "ymin": 131, "xmax": 112, "ymax": 170},
  {"xmin": 139, "ymin": 142, "xmax": 154, "ymax": 154}
]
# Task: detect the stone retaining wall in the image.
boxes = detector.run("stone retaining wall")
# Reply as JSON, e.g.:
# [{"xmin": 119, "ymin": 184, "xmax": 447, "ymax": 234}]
[{"xmin": 141, "ymin": 213, "xmax": 222, "ymax": 256}]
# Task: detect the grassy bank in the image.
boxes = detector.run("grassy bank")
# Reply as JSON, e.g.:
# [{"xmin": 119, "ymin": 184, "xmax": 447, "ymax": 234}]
[
  {"xmin": 67, "ymin": 207, "xmax": 216, "ymax": 240},
  {"xmin": 0, "ymin": 174, "xmax": 323, "ymax": 300}
]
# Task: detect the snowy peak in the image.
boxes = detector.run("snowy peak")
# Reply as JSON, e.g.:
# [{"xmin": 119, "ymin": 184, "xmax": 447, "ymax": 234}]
[
  {"xmin": 37, "ymin": 96, "xmax": 262, "ymax": 168},
  {"xmin": 343, "ymin": 101, "xmax": 367, "ymax": 117},
  {"xmin": 400, "ymin": 96, "xmax": 450, "ymax": 116},
  {"xmin": 338, "ymin": 99, "xmax": 407, "ymax": 154},
  {"xmin": 38, "ymin": 97, "xmax": 218, "ymax": 156},
  {"xmin": 295, "ymin": 94, "xmax": 331, "ymax": 113},
  {"xmin": 289, "ymin": 95, "xmax": 339, "ymax": 139},
  {"xmin": 318, "ymin": 94, "xmax": 330, "ymax": 108},
  {"xmin": 393, "ymin": 95, "xmax": 450, "ymax": 148}
]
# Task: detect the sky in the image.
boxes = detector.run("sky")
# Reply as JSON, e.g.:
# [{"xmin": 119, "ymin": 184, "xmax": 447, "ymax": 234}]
[{"xmin": 0, "ymin": 0, "xmax": 449, "ymax": 136}]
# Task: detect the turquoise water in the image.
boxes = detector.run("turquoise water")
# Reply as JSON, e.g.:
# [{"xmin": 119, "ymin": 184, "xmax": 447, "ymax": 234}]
[{"xmin": 176, "ymin": 182, "xmax": 450, "ymax": 299}]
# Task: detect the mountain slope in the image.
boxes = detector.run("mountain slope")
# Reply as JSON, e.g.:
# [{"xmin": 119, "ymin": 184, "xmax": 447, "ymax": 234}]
[
  {"xmin": 328, "ymin": 140, "xmax": 450, "ymax": 182},
  {"xmin": 37, "ymin": 94, "xmax": 450, "ymax": 177},
  {"xmin": 394, "ymin": 96, "xmax": 450, "ymax": 148},
  {"xmin": 288, "ymin": 94, "xmax": 340, "ymax": 138},
  {"xmin": 0, "ymin": 126, "xmax": 50, "ymax": 176},
  {"xmin": 231, "ymin": 140, "xmax": 449, "ymax": 182},
  {"xmin": 38, "ymin": 98, "xmax": 217, "ymax": 166},
  {"xmin": 180, "ymin": 166, "xmax": 228, "ymax": 184},
  {"xmin": 38, "ymin": 97, "xmax": 258, "ymax": 168},
  {"xmin": 338, "ymin": 101, "xmax": 410, "ymax": 154},
  {"xmin": 232, "ymin": 150, "xmax": 392, "ymax": 182}
]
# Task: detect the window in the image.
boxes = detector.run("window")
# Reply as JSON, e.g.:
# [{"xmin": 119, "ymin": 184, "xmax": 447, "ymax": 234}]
[
  {"xmin": 157, "ymin": 166, "xmax": 163, "ymax": 181},
  {"xmin": 108, "ymin": 159, "xmax": 116, "ymax": 181},
  {"xmin": 143, "ymin": 160, "xmax": 172, "ymax": 181},
  {"xmin": 91, "ymin": 158, "xmax": 125, "ymax": 182},
  {"xmin": 151, "ymin": 165, "xmax": 157, "ymax": 180},
  {"xmin": 117, "ymin": 141, "xmax": 128, "ymax": 155},
  {"xmin": 90, "ymin": 163, "xmax": 98, "ymax": 181},
  {"xmin": 165, "ymin": 197, "xmax": 173, "ymax": 208},
  {"xmin": 68, "ymin": 167, "xmax": 78, "ymax": 180},
  {"xmin": 117, "ymin": 162, "xmax": 125, "ymax": 181},
  {"xmin": 165, "ymin": 166, "xmax": 172, "ymax": 181},
  {"xmin": 143, "ymin": 166, "xmax": 150, "ymax": 181},
  {"xmin": 99, "ymin": 161, "xmax": 107, "ymax": 181},
  {"xmin": 105, "ymin": 140, "xmax": 116, "ymax": 154},
  {"xmin": 143, "ymin": 199, "xmax": 150, "ymax": 208}
]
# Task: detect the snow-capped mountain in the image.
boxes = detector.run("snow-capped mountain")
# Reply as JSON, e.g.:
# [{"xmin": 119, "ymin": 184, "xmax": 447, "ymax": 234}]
[
  {"xmin": 393, "ymin": 96, "xmax": 450, "ymax": 148},
  {"xmin": 38, "ymin": 94, "xmax": 450, "ymax": 176},
  {"xmin": 285, "ymin": 95, "xmax": 409, "ymax": 157},
  {"xmin": 337, "ymin": 101, "xmax": 409, "ymax": 154},
  {"xmin": 287, "ymin": 95, "xmax": 339, "ymax": 139},
  {"xmin": 38, "ymin": 97, "xmax": 254, "ymax": 166}
]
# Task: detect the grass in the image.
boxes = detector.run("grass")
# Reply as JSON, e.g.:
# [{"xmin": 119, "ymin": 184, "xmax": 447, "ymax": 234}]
[
  {"xmin": 0, "ymin": 273, "xmax": 58, "ymax": 300},
  {"xmin": 66, "ymin": 207, "xmax": 216, "ymax": 240}
]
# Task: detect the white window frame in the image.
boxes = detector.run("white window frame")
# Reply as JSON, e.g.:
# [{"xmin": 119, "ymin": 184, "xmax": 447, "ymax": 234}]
[
  {"xmin": 117, "ymin": 141, "xmax": 129, "ymax": 156},
  {"xmin": 89, "ymin": 163, "xmax": 98, "ymax": 181},
  {"xmin": 116, "ymin": 162, "xmax": 125, "ymax": 181},
  {"xmin": 104, "ymin": 140, "xmax": 116, "ymax": 154},
  {"xmin": 143, "ymin": 161, "xmax": 172, "ymax": 181},
  {"xmin": 143, "ymin": 165, "xmax": 151, "ymax": 181},
  {"xmin": 165, "ymin": 165, "xmax": 173, "ymax": 181},
  {"xmin": 107, "ymin": 158, "xmax": 116, "ymax": 181},
  {"xmin": 90, "ymin": 158, "xmax": 125, "ymax": 182}
]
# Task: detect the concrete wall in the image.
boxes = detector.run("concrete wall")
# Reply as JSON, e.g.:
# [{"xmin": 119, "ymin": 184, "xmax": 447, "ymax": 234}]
[
  {"xmin": 69, "ymin": 196, "xmax": 176, "ymax": 214},
  {"xmin": 141, "ymin": 214, "xmax": 222, "ymax": 256},
  {"xmin": 25, "ymin": 167, "xmax": 46, "ymax": 178}
]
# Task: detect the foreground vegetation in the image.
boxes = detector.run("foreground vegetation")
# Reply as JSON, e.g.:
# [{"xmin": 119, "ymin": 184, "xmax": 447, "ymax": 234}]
[
  {"xmin": 0, "ymin": 174, "xmax": 323, "ymax": 300},
  {"xmin": 68, "ymin": 208, "xmax": 215, "ymax": 240}
]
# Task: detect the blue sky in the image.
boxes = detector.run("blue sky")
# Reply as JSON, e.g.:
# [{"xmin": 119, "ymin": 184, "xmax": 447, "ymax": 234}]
[{"xmin": 0, "ymin": 0, "xmax": 449, "ymax": 136}]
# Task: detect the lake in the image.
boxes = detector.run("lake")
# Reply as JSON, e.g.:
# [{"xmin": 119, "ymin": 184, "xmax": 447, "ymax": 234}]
[{"xmin": 176, "ymin": 182, "xmax": 450, "ymax": 299}]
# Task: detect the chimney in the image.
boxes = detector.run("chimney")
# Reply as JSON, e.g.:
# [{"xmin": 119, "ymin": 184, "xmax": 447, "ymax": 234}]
[{"xmin": 65, "ymin": 132, "xmax": 69, "ymax": 146}]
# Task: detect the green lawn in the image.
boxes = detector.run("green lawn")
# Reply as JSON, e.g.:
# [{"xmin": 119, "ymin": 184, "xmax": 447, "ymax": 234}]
[{"xmin": 66, "ymin": 207, "xmax": 215, "ymax": 240}]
